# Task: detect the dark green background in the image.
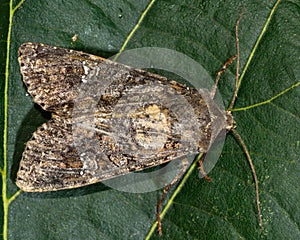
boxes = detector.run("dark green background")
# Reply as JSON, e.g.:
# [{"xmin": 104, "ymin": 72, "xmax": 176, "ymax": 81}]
[{"xmin": 0, "ymin": 0, "xmax": 299, "ymax": 239}]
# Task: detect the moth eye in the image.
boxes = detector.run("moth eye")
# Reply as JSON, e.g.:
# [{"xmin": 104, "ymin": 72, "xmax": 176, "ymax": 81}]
[{"xmin": 40, "ymin": 102, "xmax": 45, "ymax": 107}]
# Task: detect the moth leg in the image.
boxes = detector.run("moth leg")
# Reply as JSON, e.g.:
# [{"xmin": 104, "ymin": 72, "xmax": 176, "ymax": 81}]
[
  {"xmin": 210, "ymin": 55, "xmax": 237, "ymax": 99},
  {"xmin": 197, "ymin": 154, "xmax": 212, "ymax": 182},
  {"xmin": 157, "ymin": 158, "xmax": 189, "ymax": 236}
]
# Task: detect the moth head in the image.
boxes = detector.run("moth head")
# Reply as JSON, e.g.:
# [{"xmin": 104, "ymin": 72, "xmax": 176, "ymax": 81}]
[{"xmin": 225, "ymin": 111, "xmax": 236, "ymax": 131}]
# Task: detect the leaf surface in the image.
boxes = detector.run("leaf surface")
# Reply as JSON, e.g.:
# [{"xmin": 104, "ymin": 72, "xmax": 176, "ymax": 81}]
[{"xmin": 0, "ymin": 0, "xmax": 299, "ymax": 239}]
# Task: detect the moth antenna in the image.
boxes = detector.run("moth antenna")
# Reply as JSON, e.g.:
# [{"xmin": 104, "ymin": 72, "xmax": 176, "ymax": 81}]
[
  {"xmin": 231, "ymin": 128, "xmax": 263, "ymax": 231},
  {"xmin": 228, "ymin": 7, "xmax": 243, "ymax": 111},
  {"xmin": 210, "ymin": 8, "xmax": 244, "ymax": 99},
  {"xmin": 229, "ymin": 6, "xmax": 263, "ymax": 231}
]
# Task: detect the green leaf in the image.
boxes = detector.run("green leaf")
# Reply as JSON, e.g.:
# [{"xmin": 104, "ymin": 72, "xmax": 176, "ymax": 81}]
[{"xmin": 1, "ymin": 0, "xmax": 299, "ymax": 239}]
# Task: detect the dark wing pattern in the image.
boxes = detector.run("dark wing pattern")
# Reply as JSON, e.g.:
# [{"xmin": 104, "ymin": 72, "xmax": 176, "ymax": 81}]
[{"xmin": 18, "ymin": 42, "xmax": 105, "ymax": 116}]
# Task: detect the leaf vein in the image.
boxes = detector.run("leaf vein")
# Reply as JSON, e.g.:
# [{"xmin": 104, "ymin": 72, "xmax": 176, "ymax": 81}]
[
  {"xmin": 232, "ymin": 81, "xmax": 300, "ymax": 112},
  {"xmin": 113, "ymin": 0, "xmax": 156, "ymax": 61},
  {"xmin": 237, "ymin": 0, "xmax": 282, "ymax": 95}
]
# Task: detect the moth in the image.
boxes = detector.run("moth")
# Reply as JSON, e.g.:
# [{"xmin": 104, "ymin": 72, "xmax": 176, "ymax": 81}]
[
  {"xmin": 16, "ymin": 12, "xmax": 262, "ymax": 235},
  {"xmin": 17, "ymin": 42, "xmax": 227, "ymax": 190}
]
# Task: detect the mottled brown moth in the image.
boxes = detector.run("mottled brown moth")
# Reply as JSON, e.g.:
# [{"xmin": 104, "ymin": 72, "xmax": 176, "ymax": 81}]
[
  {"xmin": 16, "ymin": 11, "xmax": 262, "ymax": 235},
  {"xmin": 17, "ymin": 42, "xmax": 224, "ymax": 190}
]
